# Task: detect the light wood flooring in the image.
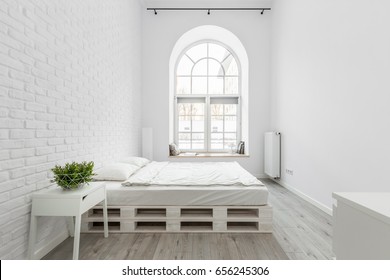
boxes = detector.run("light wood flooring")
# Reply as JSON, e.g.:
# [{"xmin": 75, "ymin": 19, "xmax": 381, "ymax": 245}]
[
  {"xmin": 43, "ymin": 179, "xmax": 334, "ymax": 260},
  {"xmin": 266, "ymin": 179, "xmax": 334, "ymax": 260}
]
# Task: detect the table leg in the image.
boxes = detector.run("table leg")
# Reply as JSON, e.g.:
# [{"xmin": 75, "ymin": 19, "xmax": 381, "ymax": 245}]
[
  {"xmin": 73, "ymin": 214, "xmax": 81, "ymax": 260},
  {"xmin": 27, "ymin": 215, "xmax": 37, "ymax": 259},
  {"xmin": 103, "ymin": 197, "xmax": 108, "ymax": 238}
]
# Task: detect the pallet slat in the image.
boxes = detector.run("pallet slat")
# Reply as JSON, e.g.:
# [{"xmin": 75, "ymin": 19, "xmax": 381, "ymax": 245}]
[{"xmin": 81, "ymin": 205, "xmax": 272, "ymax": 233}]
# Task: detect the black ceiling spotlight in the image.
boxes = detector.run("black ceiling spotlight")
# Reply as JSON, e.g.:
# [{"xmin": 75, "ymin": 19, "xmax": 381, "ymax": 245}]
[{"xmin": 147, "ymin": 8, "xmax": 272, "ymax": 15}]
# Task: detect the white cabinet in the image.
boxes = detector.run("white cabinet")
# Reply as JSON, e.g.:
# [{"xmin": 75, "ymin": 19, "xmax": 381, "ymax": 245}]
[{"xmin": 332, "ymin": 192, "xmax": 390, "ymax": 260}]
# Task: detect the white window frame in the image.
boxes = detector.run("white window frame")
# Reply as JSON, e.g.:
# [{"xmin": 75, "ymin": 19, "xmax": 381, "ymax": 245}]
[{"xmin": 174, "ymin": 40, "xmax": 242, "ymax": 153}]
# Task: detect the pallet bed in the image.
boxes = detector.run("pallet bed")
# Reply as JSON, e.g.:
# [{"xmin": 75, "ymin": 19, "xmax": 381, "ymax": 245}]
[
  {"xmin": 81, "ymin": 205, "xmax": 273, "ymax": 233},
  {"xmin": 81, "ymin": 160, "xmax": 273, "ymax": 233}
]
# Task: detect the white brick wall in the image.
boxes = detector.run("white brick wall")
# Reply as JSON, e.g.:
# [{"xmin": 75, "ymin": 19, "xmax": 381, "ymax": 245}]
[{"xmin": 0, "ymin": 0, "xmax": 142, "ymax": 259}]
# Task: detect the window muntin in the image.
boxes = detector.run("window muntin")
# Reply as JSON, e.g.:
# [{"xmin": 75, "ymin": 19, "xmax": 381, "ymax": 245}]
[{"xmin": 175, "ymin": 42, "xmax": 240, "ymax": 152}]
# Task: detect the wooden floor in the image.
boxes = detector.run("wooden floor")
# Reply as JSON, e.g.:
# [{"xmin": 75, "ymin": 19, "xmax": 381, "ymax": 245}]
[
  {"xmin": 43, "ymin": 179, "xmax": 334, "ymax": 260},
  {"xmin": 266, "ymin": 179, "xmax": 334, "ymax": 260}
]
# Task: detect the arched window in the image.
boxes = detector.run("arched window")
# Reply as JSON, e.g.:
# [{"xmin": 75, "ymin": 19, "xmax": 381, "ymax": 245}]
[{"xmin": 175, "ymin": 42, "xmax": 241, "ymax": 151}]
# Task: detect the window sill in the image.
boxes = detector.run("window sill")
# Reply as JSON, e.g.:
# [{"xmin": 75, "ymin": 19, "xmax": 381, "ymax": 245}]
[{"xmin": 169, "ymin": 152, "xmax": 249, "ymax": 158}]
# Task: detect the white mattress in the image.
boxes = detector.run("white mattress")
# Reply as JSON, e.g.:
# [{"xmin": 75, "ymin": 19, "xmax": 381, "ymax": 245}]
[
  {"xmin": 104, "ymin": 181, "xmax": 269, "ymax": 206},
  {"xmin": 122, "ymin": 161, "xmax": 263, "ymax": 187}
]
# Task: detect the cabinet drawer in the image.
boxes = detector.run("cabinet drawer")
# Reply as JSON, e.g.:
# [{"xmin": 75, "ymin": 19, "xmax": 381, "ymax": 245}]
[{"xmin": 81, "ymin": 186, "xmax": 105, "ymax": 213}]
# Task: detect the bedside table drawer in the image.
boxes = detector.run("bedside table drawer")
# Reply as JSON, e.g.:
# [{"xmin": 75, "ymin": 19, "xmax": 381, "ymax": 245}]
[{"xmin": 81, "ymin": 186, "xmax": 105, "ymax": 213}]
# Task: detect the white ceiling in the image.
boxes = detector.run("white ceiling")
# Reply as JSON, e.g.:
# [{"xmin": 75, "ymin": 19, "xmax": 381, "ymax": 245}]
[{"xmin": 141, "ymin": 0, "xmax": 272, "ymax": 8}]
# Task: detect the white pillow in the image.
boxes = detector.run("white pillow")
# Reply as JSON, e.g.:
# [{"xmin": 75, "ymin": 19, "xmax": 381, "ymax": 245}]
[
  {"xmin": 120, "ymin": 157, "xmax": 150, "ymax": 167},
  {"xmin": 94, "ymin": 163, "xmax": 140, "ymax": 181}
]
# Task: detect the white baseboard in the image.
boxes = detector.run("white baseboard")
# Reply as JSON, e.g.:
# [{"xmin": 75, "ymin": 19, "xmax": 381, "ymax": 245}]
[
  {"xmin": 255, "ymin": 173, "xmax": 267, "ymax": 179},
  {"xmin": 271, "ymin": 178, "xmax": 333, "ymax": 216},
  {"xmin": 33, "ymin": 230, "xmax": 69, "ymax": 260}
]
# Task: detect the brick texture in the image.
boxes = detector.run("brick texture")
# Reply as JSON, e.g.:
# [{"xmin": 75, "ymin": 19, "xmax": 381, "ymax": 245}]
[{"xmin": 0, "ymin": 0, "xmax": 142, "ymax": 259}]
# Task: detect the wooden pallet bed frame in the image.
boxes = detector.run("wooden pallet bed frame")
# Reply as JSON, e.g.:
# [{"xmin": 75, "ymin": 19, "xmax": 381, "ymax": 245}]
[{"xmin": 81, "ymin": 205, "xmax": 273, "ymax": 233}]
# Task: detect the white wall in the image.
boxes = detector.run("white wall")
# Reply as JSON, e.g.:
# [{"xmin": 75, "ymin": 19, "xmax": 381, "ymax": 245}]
[
  {"xmin": 270, "ymin": 0, "xmax": 390, "ymax": 212},
  {"xmin": 0, "ymin": 0, "xmax": 142, "ymax": 259},
  {"xmin": 142, "ymin": 10, "xmax": 271, "ymax": 176}
]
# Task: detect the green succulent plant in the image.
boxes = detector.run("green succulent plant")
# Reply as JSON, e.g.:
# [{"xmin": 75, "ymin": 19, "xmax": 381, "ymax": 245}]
[{"xmin": 51, "ymin": 161, "xmax": 95, "ymax": 190}]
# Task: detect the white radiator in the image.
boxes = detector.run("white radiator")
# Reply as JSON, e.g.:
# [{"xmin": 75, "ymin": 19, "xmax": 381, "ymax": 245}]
[{"xmin": 264, "ymin": 132, "xmax": 281, "ymax": 178}]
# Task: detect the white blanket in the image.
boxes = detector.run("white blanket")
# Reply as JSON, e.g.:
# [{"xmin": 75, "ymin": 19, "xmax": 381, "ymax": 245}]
[{"xmin": 122, "ymin": 161, "xmax": 264, "ymax": 187}]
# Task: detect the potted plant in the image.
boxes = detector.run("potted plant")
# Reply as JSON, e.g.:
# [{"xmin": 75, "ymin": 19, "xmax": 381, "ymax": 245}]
[{"xmin": 51, "ymin": 161, "xmax": 95, "ymax": 190}]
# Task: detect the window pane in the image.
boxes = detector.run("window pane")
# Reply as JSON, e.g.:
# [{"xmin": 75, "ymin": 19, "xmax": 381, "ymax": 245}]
[
  {"xmin": 209, "ymin": 43, "xmax": 230, "ymax": 62},
  {"xmin": 224, "ymin": 141, "xmax": 237, "ymax": 150},
  {"xmin": 192, "ymin": 143, "xmax": 204, "ymax": 149},
  {"xmin": 177, "ymin": 102, "xmax": 205, "ymax": 150},
  {"xmin": 224, "ymin": 104, "xmax": 237, "ymax": 115},
  {"xmin": 225, "ymin": 116, "xmax": 237, "ymax": 132},
  {"xmin": 178, "ymin": 103, "xmax": 192, "ymax": 116},
  {"xmin": 176, "ymin": 77, "xmax": 191, "ymax": 95},
  {"xmin": 179, "ymin": 143, "xmax": 191, "ymax": 150},
  {"xmin": 208, "ymin": 77, "xmax": 223, "ymax": 94},
  {"xmin": 192, "ymin": 116, "xmax": 204, "ymax": 132},
  {"xmin": 211, "ymin": 132, "xmax": 223, "ymax": 149},
  {"xmin": 208, "ymin": 59, "xmax": 223, "ymax": 76},
  {"xmin": 179, "ymin": 133, "xmax": 191, "ymax": 140},
  {"xmin": 211, "ymin": 104, "xmax": 223, "ymax": 116},
  {"xmin": 224, "ymin": 133, "xmax": 237, "ymax": 150},
  {"xmin": 191, "ymin": 103, "xmax": 204, "ymax": 115},
  {"xmin": 192, "ymin": 77, "xmax": 207, "ymax": 94},
  {"xmin": 225, "ymin": 77, "xmax": 239, "ymax": 94},
  {"xmin": 211, "ymin": 133, "xmax": 223, "ymax": 140},
  {"xmin": 192, "ymin": 59, "xmax": 207, "ymax": 76},
  {"xmin": 192, "ymin": 133, "xmax": 204, "ymax": 150},
  {"xmin": 177, "ymin": 55, "xmax": 193, "ymax": 75},
  {"xmin": 224, "ymin": 133, "xmax": 237, "ymax": 141},
  {"xmin": 178, "ymin": 133, "xmax": 191, "ymax": 150},
  {"xmin": 186, "ymin": 43, "xmax": 207, "ymax": 62},
  {"xmin": 211, "ymin": 116, "xmax": 223, "ymax": 133},
  {"xmin": 211, "ymin": 142, "xmax": 223, "ymax": 150},
  {"xmin": 223, "ymin": 56, "xmax": 239, "ymax": 76},
  {"xmin": 178, "ymin": 117, "xmax": 191, "ymax": 132},
  {"xmin": 192, "ymin": 133, "xmax": 204, "ymax": 140}
]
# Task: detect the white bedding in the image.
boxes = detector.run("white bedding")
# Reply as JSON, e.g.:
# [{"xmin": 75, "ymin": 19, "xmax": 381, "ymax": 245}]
[
  {"xmin": 104, "ymin": 181, "xmax": 269, "ymax": 206},
  {"xmin": 122, "ymin": 161, "xmax": 264, "ymax": 187}
]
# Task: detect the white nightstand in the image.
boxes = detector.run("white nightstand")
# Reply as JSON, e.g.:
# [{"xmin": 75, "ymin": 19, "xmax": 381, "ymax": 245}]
[{"xmin": 28, "ymin": 182, "xmax": 108, "ymax": 260}]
